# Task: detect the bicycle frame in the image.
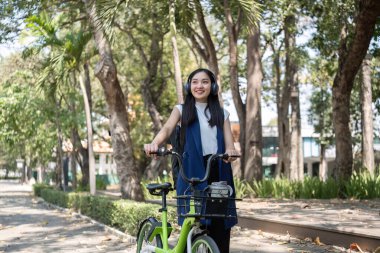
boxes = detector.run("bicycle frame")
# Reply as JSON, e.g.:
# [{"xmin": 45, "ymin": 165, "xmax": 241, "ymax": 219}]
[{"xmin": 141, "ymin": 198, "xmax": 197, "ymax": 253}]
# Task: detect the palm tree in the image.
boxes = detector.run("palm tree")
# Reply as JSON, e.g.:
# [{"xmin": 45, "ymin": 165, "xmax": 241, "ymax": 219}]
[{"xmin": 22, "ymin": 11, "xmax": 96, "ymax": 192}]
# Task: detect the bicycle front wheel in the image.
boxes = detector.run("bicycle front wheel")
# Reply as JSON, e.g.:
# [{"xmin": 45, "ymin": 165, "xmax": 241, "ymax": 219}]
[
  {"xmin": 192, "ymin": 235, "xmax": 220, "ymax": 253},
  {"xmin": 136, "ymin": 218, "xmax": 162, "ymax": 253}
]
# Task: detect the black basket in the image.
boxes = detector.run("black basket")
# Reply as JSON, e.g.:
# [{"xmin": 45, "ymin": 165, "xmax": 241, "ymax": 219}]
[{"xmin": 175, "ymin": 190, "xmax": 238, "ymax": 218}]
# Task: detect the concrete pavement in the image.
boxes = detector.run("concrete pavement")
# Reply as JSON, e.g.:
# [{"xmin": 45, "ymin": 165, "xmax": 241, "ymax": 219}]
[{"xmin": 0, "ymin": 180, "xmax": 132, "ymax": 253}]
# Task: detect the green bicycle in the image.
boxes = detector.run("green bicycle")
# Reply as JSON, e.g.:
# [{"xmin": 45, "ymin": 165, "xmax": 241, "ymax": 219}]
[{"xmin": 136, "ymin": 147, "xmax": 239, "ymax": 253}]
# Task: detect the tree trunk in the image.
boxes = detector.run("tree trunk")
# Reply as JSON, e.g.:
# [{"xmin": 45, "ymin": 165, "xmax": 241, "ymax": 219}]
[
  {"xmin": 72, "ymin": 129, "xmax": 89, "ymax": 187},
  {"xmin": 69, "ymin": 73, "xmax": 89, "ymax": 188},
  {"xmin": 79, "ymin": 75, "xmax": 96, "ymax": 195},
  {"xmin": 319, "ymin": 144, "xmax": 328, "ymax": 181},
  {"xmin": 244, "ymin": 24, "xmax": 263, "ymax": 181},
  {"xmin": 275, "ymin": 20, "xmax": 292, "ymax": 179},
  {"xmin": 169, "ymin": 0, "xmax": 184, "ymax": 104},
  {"xmin": 224, "ymin": 0, "xmax": 246, "ymax": 177},
  {"xmin": 284, "ymin": 14, "xmax": 302, "ymax": 181},
  {"xmin": 55, "ymin": 98, "xmax": 65, "ymax": 190},
  {"xmin": 84, "ymin": 62, "xmax": 92, "ymax": 110},
  {"xmin": 361, "ymin": 54, "xmax": 374, "ymax": 175},
  {"xmin": 332, "ymin": 0, "xmax": 380, "ymax": 180},
  {"xmin": 271, "ymin": 44, "xmax": 289, "ymax": 178},
  {"xmin": 70, "ymin": 129, "xmax": 77, "ymax": 189},
  {"xmin": 290, "ymin": 83, "xmax": 304, "ymax": 180},
  {"xmin": 84, "ymin": 0, "xmax": 144, "ymax": 200},
  {"xmin": 26, "ymin": 164, "xmax": 32, "ymax": 182},
  {"xmin": 20, "ymin": 159, "xmax": 26, "ymax": 184}
]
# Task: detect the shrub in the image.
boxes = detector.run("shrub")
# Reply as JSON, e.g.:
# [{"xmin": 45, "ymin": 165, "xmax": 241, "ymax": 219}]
[
  {"xmin": 33, "ymin": 183, "xmax": 53, "ymax": 197},
  {"xmin": 246, "ymin": 170, "xmax": 379, "ymax": 200},
  {"xmin": 344, "ymin": 171, "xmax": 380, "ymax": 199},
  {"xmin": 38, "ymin": 188, "xmax": 177, "ymax": 236},
  {"xmin": 233, "ymin": 178, "xmax": 255, "ymax": 198},
  {"xmin": 75, "ymin": 178, "xmax": 107, "ymax": 192}
]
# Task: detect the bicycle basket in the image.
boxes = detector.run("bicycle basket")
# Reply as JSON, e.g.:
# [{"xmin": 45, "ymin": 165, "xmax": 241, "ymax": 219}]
[{"xmin": 175, "ymin": 190, "xmax": 237, "ymax": 219}]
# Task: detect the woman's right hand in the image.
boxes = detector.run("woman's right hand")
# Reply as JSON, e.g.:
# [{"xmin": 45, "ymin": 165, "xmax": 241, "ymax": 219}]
[{"xmin": 144, "ymin": 142, "xmax": 158, "ymax": 158}]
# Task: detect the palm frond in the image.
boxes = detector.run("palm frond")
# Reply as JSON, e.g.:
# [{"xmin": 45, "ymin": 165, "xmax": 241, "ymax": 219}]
[
  {"xmin": 95, "ymin": 0, "xmax": 124, "ymax": 45},
  {"xmin": 236, "ymin": 0, "xmax": 262, "ymax": 28}
]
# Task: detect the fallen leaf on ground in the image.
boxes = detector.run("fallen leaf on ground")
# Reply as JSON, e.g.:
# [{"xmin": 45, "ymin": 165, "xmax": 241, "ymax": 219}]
[
  {"xmin": 102, "ymin": 237, "xmax": 112, "ymax": 242},
  {"xmin": 350, "ymin": 243, "xmax": 364, "ymax": 253}
]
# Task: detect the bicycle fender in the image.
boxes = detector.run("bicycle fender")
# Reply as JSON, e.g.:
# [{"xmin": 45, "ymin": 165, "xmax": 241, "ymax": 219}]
[
  {"xmin": 137, "ymin": 217, "xmax": 158, "ymax": 242},
  {"xmin": 138, "ymin": 217, "xmax": 173, "ymax": 242}
]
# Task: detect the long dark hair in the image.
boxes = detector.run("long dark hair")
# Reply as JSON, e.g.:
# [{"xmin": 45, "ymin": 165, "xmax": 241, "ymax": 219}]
[{"xmin": 181, "ymin": 68, "xmax": 224, "ymax": 129}]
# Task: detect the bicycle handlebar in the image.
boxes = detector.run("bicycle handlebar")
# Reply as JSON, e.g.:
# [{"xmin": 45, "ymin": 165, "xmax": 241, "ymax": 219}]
[{"xmin": 148, "ymin": 147, "xmax": 240, "ymax": 185}]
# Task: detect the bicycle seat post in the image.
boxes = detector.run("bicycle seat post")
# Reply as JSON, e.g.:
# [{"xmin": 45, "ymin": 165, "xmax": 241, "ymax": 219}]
[
  {"xmin": 159, "ymin": 190, "xmax": 167, "ymax": 213},
  {"xmin": 160, "ymin": 190, "xmax": 170, "ymax": 250}
]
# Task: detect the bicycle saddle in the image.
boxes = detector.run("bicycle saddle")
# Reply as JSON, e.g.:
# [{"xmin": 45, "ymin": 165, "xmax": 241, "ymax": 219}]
[{"xmin": 146, "ymin": 182, "xmax": 173, "ymax": 195}]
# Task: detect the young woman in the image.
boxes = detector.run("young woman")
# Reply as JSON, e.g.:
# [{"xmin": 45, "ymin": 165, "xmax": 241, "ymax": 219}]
[{"xmin": 144, "ymin": 68, "xmax": 239, "ymax": 252}]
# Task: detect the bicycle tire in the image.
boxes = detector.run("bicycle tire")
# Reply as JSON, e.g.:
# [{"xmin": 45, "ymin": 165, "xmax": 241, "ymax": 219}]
[
  {"xmin": 136, "ymin": 218, "xmax": 163, "ymax": 253},
  {"xmin": 191, "ymin": 235, "xmax": 220, "ymax": 253}
]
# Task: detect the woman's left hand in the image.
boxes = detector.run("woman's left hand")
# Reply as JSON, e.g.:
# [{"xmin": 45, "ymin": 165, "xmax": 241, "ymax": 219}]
[{"xmin": 224, "ymin": 149, "xmax": 240, "ymax": 163}]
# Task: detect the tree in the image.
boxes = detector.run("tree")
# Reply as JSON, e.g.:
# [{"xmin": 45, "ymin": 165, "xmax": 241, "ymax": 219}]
[
  {"xmin": 332, "ymin": 0, "xmax": 380, "ymax": 180},
  {"xmin": 21, "ymin": 10, "xmax": 96, "ymax": 189},
  {"xmin": 0, "ymin": 54, "xmax": 57, "ymax": 183},
  {"xmin": 83, "ymin": 0, "xmax": 144, "ymax": 200},
  {"xmin": 220, "ymin": 0, "xmax": 261, "ymax": 179},
  {"xmin": 284, "ymin": 8, "xmax": 303, "ymax": 181}
]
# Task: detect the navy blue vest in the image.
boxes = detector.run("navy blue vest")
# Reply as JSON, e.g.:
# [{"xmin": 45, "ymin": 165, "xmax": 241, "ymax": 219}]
[{"xmin": 176, "ymin": 117, "xmax": 237, "ymax": 228}]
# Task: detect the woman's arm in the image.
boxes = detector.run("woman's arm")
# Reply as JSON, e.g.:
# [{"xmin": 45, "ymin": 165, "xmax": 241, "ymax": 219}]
[
  {"xmin": 223, "ymin": 117, "xmax": 240, "ymax": 162},
  {"xmin": 144, "ymin": 106, "xmax": 181, "ymax": 156}
]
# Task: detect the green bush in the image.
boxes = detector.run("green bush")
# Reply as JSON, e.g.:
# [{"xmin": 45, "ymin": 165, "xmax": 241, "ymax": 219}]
[
  {"xmin": 240, "ymin": 170, "xmax": 379, "ymax": 200},
  {"xmin": 33, "ymin": 183, "xmax": 53, "ymax": 197},
  {"xmin": 233, "ymin": 178, "xmax": 255, "ymax": 198},
  {"xmin": 75, "ymin": 178, "xmax": 108, "ymax": 192},
  {"xmin": 344, "ymin": 171, "xmax": 380, "ymax": 199},
  {"xmin": 38, "ymin": 188, "xmax": 177, "ymax": 236}
]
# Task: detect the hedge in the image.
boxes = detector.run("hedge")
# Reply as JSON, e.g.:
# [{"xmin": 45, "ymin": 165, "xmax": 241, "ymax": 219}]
[{"xmin": 34, "ymin": 185, "xmax": 177, "ymax": 236}]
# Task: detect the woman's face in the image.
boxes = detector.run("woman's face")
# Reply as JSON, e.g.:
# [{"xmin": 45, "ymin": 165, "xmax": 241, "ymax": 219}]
[{"xmin": 190, "ymin": 71, "xmax": 211, "ymax": 103}]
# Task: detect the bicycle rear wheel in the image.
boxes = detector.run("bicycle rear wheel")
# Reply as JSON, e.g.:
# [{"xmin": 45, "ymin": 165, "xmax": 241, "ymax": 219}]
[
  {"xmin": 191, "ymin": 235, "xmax": 220, "ymax": 253},
  {"xmin": 136, "ymin": 218, "xmax": 163, "ymax": 253}
]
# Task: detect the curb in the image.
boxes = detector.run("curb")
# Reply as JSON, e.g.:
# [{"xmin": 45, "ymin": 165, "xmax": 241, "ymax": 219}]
[{"xmin": 34, "ymin": 197, "xmax": 136, "ymax": 244}]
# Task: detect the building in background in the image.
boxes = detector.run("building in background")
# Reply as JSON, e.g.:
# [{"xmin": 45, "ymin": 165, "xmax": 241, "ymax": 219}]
[{"xmin": 230, "ymin": 122, "xmax": 380, "ymax": 178}]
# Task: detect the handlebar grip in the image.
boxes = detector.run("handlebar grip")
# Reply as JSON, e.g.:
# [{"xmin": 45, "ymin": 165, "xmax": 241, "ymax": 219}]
[
  {"xmin": 221, "ymin": 154, "xmax": 241, "ymax": 159},
  {"xmin": 145, "ymin": 147, "xmax": 171, "ymax": 156}
]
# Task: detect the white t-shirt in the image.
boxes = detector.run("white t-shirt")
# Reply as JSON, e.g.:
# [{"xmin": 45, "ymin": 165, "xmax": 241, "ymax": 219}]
[{"xmin": 175, "ymin": 102, "xmax": 229, "ymax": 156}]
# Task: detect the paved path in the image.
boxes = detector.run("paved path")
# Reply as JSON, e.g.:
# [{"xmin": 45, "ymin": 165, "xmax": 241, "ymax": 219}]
[
  {"xmin": 0, "ymin": 180, "xmax": 132, "ymax": 253},
  {"xmin": 0, "ymin": 180, "xmax": 376, "ymax": 252}
]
